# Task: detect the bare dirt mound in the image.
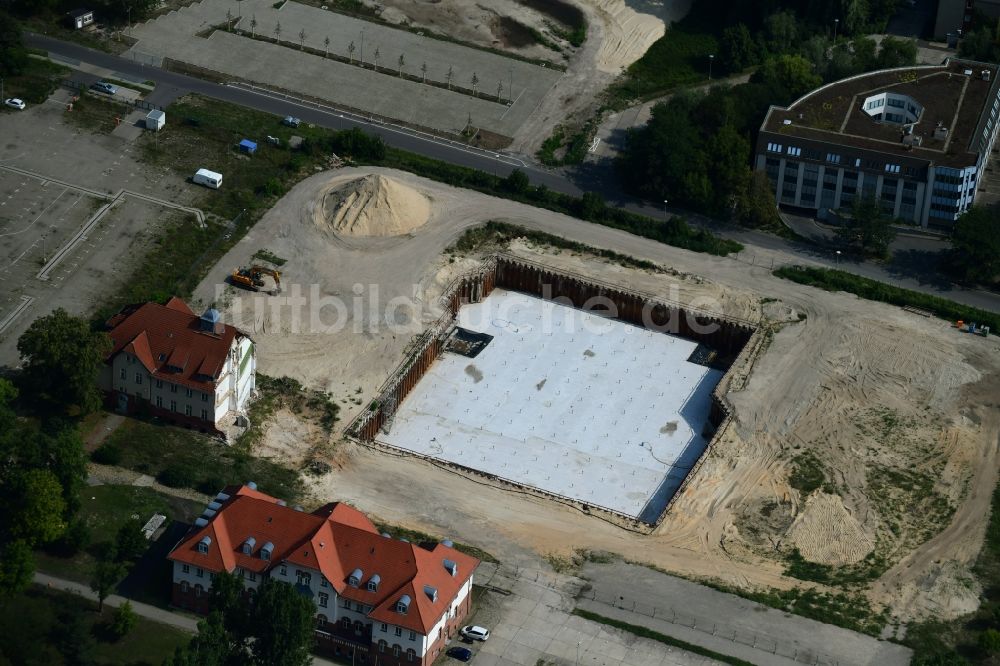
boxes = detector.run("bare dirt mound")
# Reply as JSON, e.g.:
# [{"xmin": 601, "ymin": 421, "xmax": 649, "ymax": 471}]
[
  {"xmin": 785, "ymin": 492, "xmax": 874, "ymax": 566},
  {"xmin": 319, "ymin": 174, "xmax": 430, "ymax": 237}
]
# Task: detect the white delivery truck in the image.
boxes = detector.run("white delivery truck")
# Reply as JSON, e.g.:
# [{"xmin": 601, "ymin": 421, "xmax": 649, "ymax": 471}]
[{"xmin": 193, "ymin": 168, "xmax": 222, "ymax": 189}]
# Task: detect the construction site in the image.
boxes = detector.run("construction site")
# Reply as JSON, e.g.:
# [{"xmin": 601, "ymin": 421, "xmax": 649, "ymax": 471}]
[{"xmin": 192, "ymin": 166, "xmax": 1000, "ymax": 634}]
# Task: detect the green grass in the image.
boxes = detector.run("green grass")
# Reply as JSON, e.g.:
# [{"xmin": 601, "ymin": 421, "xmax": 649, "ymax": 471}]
[
  {"xmin": 35, "ymin": 485, "xmax": 204, "ymax": 584},
  {"xmin": 773, "ymin": 266, "xmax": 1000, "ymax": 333},
  {"xmin": 1, "ymin": 58, "xmax": 71, "ymax": 106},
  {"xmin": 788, "ymin": 451, "xmax": 827, "ymax": 496},
  {"xmin": 374, "ymin": 521, "xmax": 499, "ymax": 565},
  {"xmin": 0, "ymin": 585, "xmax": 190, "ymax": 666},
  {"xmin": 572, "ymin": 609, "xmax": 755, "ymax": 666},
  {"xmin": 252, "ymin": 249, "xmax": 287, "ymax": 266},
  {"xmin": 782, "ymin": 548, "xmax": 889, "ymax": 587},
  {"xmin": 98, "ymin": 418, "xmax": 303, "ymax": 501}
]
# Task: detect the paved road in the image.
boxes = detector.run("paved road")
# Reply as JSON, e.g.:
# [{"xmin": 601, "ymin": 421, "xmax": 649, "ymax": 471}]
[{"xmin": 25, "ymin": 33, "xmax": 1000, "ymax": 315}]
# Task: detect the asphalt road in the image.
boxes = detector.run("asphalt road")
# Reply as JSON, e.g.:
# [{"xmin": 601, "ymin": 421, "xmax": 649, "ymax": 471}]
[{"xmin": 23, "ymin": 33, "xmax": 1000, "ymax": 313}]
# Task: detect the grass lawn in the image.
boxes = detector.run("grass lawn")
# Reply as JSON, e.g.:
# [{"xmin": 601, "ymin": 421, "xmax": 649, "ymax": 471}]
[
  {"xmin": 0, "ymin": 57, "xmax": 70, "ymax": 106},
  {"xmin": 98, "ymin": 418, "xmax": 303, "ymax": 501},
  {"xmin": 35, "ymin": 485, "xmax": 204, "ymax": 584},
  {"xmin": 0, "ymin": 585, "xmax": 190, "ymax": 666}
]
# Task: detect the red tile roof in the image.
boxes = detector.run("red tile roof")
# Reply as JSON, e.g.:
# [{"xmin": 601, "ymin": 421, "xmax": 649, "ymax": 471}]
[
  {"xmin": 168, "ymin": 485, "xmax": 479, "ymax": 634},
  {"xmin": 105, "ymin": 299, "xmax": 247, "ymax": 392}
]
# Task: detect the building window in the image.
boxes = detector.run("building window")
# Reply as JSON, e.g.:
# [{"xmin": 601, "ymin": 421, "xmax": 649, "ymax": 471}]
[
  {"xmin": 409, "ymin": 630, "xmax": 416, "ymax": 640},
  {"xmin": 395, "ymin": 627, "xmax": 402, "ymax": 637},
  {"xmin": 248, "ymin": 571, "xmax": 256, "ymax": 582},
  {"xmin": 295, "ymin": 571, "xmax": 311, "ymax": 587},
  {"xmin": 156, "ymin": 379, "xmax": 163, "ymax": 389},
  {"xmin": 393, "ymin": 645, "xmax": 400, "ymax": 657},
  {"xmin": 170, "ymin": 400, "xmax": 177, "ymax": 412},
  {"xmin": 317, "ymin": 615, "xmax": 328, "ymax": 627},
  {"xmin": 182, "ymin": 564, "xmax": 190, "ymax": 574},
  {"xmin": 766, "ymin": 142, "xmax": 783, "ymax": 153},
  {"xmin": 156, "ymin": 396, "xmax": 163, "ymax": 408},
  {"xmin": 319, "ymin": 593, "xmax": 329, "ymax": 608},
  {"xmin": 406, "ymin": 649, "xmax": 415, "ymax": 662},
  {"xmin": 170, "ymin": 383, "xmax": 177, "ymax": 393},
  {"xmin": 379, "ymin": 641, "xmax": 386, "ymax": 653},
  {"xmin": 786, "ymin": 146, "xmax": 801, "ymax": 157},
  {"xmin": 196, "ymin": 568, "xmax": 203, "ymax": 578},
  {"xmin": 201, "ymin": 392, "xmax": 209, "ymax": 402},
  {"xmin": 380, "ymin": 623, "xmax": 387, "ymax": 633},
  {"xmin": 201, "ymin": 409, "xmax": 208, "ymax": 421},
  {"xmin": 119, "ymin": 367, "xmax": 126, "ymax": 380},
  {"xmin": 185, "ymin": 405, "xmax": 192, "ymax": 417},
  {"xmin": 280, "ymin": 565, "xmax": 287, "ymax": 576},
  {"xmin": 826, "ymin": 153, "xmax": 841, "ymax": 164},
  {"xmin": 180, "ymin": 581, "xmax": 189, "ymax": 592},
  {"xmin": 354, "ymin": 601, "xmax": 364, "ymax": 612},
  {"xmin": 341, "ymin": 598, "xmax": 351, "ymax": 609},
  {"xmin": 321, "ymin": 577, "xmax": 328, "ymax": 588},
  {"xmin": 194, "ymin": 584, "xmax": 203, "ymax": 598}
]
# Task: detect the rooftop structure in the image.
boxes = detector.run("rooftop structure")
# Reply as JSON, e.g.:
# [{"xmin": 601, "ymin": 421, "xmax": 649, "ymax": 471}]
[
  {"xmin": 169, "ymin": 484, "xmax": 478, "ymax": 665},
  {"xmin": 755, "ymin": 58, "xmax": 1000, "ymax": 228}
]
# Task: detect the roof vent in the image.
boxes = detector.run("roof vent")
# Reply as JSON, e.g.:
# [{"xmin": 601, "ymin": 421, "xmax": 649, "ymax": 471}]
[
  {"xmin": 194, "ymin": 517, "xmax": 209, "ymax": 527},
  {"xmin": 424, "ymin": 585, "xmax": 438, "ymax": 602},
  {"xmin": 381, "ymin": 532, "xmax": 391, "ymax": 538},
  {"xmin": 441, "ymin": 539, "xmax": 454, "ymax": 548},
  {"xmin": 261, "ymin": 542, "xmax": 274, "ymax": 560},
  {"xmin": 443, "ymin": 559, "xmax": 458, "ymax": 576},
  {"xmin": 246, "ymin": 481, "xmax": 257, "ymax": 490},
  {"xmin": 202, "ymin": 509, "xmax": 217, "ymax": 519},
  {"xmin": 276, "ymin": 499, "xmax": 287, "ymax": 507},
  {"xmin": 349, "ymin": 568, "xmax": 363, "ymax": 587},
  {"xmin": 396, "ymin": 595, "xmax": 411, "ymax": 614},
  {"xmin": 964, "ymin": 69, "xmax": 974, "ymax": 76},
  {"xmin": 367, "ymin": 574, "xmax": 381, "ymax": 591},
  {"xmin": 242, "ymin": 536, "xmax": 256, "ymax": 555},
  {"xmin": 934, "ymin": 125, "xmax": 949, "ymax": 140}
]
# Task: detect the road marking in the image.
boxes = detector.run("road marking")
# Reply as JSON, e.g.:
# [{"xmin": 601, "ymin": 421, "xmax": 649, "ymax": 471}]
[{"xmin": 0, "ymin": 295, "xmax": 35, "ymax": 337}]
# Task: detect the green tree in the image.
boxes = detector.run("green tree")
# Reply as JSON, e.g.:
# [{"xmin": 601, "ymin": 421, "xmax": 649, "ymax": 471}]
[
  {"xmin": 8, "ymin": 469, "xmax": 67, "ymax": 545},
  {"xmin": 705, "ymin": 124, "xmax": 751, "ymax": 215},
  {"xmin": 851, "ymin": 36, "xmax": 879, "ymax": 73},
  {"xmin": 90, "ymin": 557, "xmax": 127, "ymax": 613},
  {"xmin": 168, "ymin": 611, "xmax": 231, "ymax": 666},
  {"xmin": 53, "ymin": 609, "xmax": 95, "ymax": 665},
  {"xmin": 844, "ymin": 0, "xmax": 872, "ymax": 34},
  {"xmin": 0, "ymin": 11, "xmax": 28, "ymax": 76},
  {"xmin": 111, "ymin": 601, "xmax": 138, "ymax": 639},
  {"xmin": 250, "ymin": 580, "xmax": 315, "ymax": 666},
  {"xmin": 877, "ymin": 37, "xmax": 917, "ymax": 69},
  {"xmin": 114, "ymin": 518, "xmax": 147, "ymax": 562},
  {"xmin": 981, "ymin": 628, "xmax": 1000, "ymax": 653},
  {"xmin": 503, "ymin": 168, "xmax": 530, "ymax": 195},
  {"xmin": 764, "ymin": 11, "xmax": 798, "ymax": 53},
  {"xmin": 578, "ymin": 192, "xmax": 606, "ymax": 221},
  {"xmin": 839, "ymin": 196, "xmax": 896, "ymax": 257},
  {"xmin": 0, "ymin": 540, "xmax": 35, "ymax": 598},
  {"xmin": 208, "ymin": 570, "xmax": 251, "ymax": 644},
  {"xmin": 720, "ymin": 23, "xmax": 755, "ymax": 72},
  {"xmin": 739, "ymin": 171, "xmax": 781, "ymax": 228},
  {"xmin": 949, "ymin": 206, "xmax": 1000, "ymax": 283},
  {"xmin": 16, "ymin": 308, "xmax": 111, "ymax": 416},
  {"xmin": 757, "ymin": 55, "xmax": 822, "ymax": 103}
]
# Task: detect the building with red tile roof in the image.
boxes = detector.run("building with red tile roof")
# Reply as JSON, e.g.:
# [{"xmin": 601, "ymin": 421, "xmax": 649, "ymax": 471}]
[
  {"xmin": 98, "ymin": 297, "xmax": 255, "ymax": 437},
  {"xmin": 168, "ymin": 484, "xmax": 479, "ymax": 666}
]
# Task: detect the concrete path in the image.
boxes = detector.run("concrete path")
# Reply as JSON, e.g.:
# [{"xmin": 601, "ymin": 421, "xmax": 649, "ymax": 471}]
[{"xmin": 578, "ymin": 562, "xmax": 913, "ymax": 666}]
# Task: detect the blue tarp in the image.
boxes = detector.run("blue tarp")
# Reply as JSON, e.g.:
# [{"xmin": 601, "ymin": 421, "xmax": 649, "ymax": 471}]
[{"xmin": 239, "ymin": 139, "xmax": 257, "ymax": 154}]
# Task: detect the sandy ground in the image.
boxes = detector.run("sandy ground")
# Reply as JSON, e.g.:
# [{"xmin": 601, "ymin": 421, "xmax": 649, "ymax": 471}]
[
  {"xmin": 319, "ymin": 174, "xmax": 430, "ymax": 237},
  {"xmin": 193, "ymin": 166, "xmax": 1000, "ymax": 624}
]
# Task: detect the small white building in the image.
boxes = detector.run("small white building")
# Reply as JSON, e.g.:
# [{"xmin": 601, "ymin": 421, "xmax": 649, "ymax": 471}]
[
  {"xmin": 146, "ymin": 109, "xmax": 166, "ymax": 131},
  {"xmin": 66, "ymin": 8, "xmax": 95, "ymax": 30},
  {"xmin": 99, "ymin": 297, "xmax": 255, "ymax": 436}
]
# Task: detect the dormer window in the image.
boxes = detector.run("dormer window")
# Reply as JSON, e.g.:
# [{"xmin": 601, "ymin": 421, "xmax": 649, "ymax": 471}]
[
  {"xmin": 260, "ymin": 542, "xmax": 273, "ymax": 561},
  {"xmin": 443, "ymin": 559, "xmax": 457, "ymax": 576},
  {"xmin": 367, "ymin": 574, "xmax": 381, "ymax": 592},
  {"xmin": 424, "ymin": 585, "xmax": 438, "ymax": 602},
  {"xmin": 242, "ymin": 537, "xmax": 256, "ymax": 555},
  {"xmin": 197, "ymin": 536, "xmax": 212, "ymax": 554},
  {"xmin": 395, "ymin": 594, "xmax": 411, "ymax": 614},
  {"xmin": 348, "ymin": 568, "xmax": 363, "ymax": 588}
]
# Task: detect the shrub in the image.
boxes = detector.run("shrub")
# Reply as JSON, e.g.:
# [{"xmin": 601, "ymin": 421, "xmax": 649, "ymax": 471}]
[
  {"xmin": 157, "ymin": 464, "xmax": 195, "ymax": 488},
  {"xmin": 91, "ymin": 444, "xmax": 123, "ymax": 466},
  {"xmin": 110, "ymin": 602, "xmax": 138, "ymax": 639}
]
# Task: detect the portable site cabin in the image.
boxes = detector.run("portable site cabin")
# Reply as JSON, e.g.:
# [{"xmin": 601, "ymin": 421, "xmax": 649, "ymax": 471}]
[
  {"xmin": 238, "ymin": 139, "xmax": 257, "ymax": 155},
  {"xmin": 67, "ymin": 8, "xmax": 95, "ymax": 30},
  {"xmin": 193, "ymin": 169, "xmax": 222, "ymax": 189},
  {"xmin": 146, "ymin": 109, "xmax": 165, "ymax": 131}
]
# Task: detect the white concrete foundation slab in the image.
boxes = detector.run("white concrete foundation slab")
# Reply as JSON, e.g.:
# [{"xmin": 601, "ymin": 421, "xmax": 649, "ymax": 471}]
[{"xmin": 380, "ymin": 290, "xmax": 723, "ymax": 522}]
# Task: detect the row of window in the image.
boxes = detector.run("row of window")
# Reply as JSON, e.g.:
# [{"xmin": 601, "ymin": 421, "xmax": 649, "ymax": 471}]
[
  {"xmin": 153, "ymin": 396, "xmax": 209, "ymax": 420},
  {"xmin": 119, "ymin": 367, "xmax": 210, "ymax": 401}
]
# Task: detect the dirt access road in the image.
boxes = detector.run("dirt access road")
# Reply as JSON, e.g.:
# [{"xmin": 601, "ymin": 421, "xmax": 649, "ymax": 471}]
[{"xmin": 194, "ymin": 167, "xmax": 1000, "ymax": 628}]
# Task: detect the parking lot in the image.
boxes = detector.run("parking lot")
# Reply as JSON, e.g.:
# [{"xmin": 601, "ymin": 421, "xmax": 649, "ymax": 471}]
[{"xmin": 0, "ymin": 85, "xmax": 196, "ymax": 365}]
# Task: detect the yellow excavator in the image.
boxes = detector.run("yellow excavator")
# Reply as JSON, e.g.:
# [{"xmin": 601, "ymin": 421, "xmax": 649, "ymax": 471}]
[{"xmin": 231, "ymin": 265, "xmax": 282, "ymax": 294}]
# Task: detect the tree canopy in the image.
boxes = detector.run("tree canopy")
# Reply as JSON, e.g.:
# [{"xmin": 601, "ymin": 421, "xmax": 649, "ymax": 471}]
[
  {"xmin": 838, "ymin": 196, "xmax": 897, "ymax": 257},
  {"xmin": 947, "ymin": 205, "xmax": 1000, "ymax": 284}
]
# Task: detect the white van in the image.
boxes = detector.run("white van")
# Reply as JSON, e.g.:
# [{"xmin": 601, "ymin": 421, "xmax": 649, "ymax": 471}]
[{"xmin": 193, "ymin": 168, "xmax": 222, "ymax": 189}]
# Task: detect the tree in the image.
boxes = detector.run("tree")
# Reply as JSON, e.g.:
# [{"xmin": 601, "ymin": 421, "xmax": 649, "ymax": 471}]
[
  {"xmin": 705, "ymin": 124, "xmax": 751, "ymax": 216},
  {"xmin": 0, "ymin": 11, "xmax": 28, "ymax": 76},
  {"xmin": 578, "ymin": 192, "xmax": 606, "ymax": 221},
  {"xmin": 471, "ymin": 72, "xmax": 479, "ymax": 96},
  {"xmin": 250, "ymin": 580, "xmax": 315, "ymax": 666},
  {"xmin": 110, "ymin": 601, "xmax": 138, "ymax": 639},
  {"xmin": 323, "ymin": 35, "xmax": 329, "ymax": 58},
  {"xmin": 756, "ymin": 54, "xmax": 822, "ymax": 103},
  {"xmin": 948, "ymin": 206, "xmax": 1000, "ymax": 283},
  {"xmin": 398, "ymin": 53, "xmax": 405, "ymax": 77},
  {"xmin": 0, "ymin": 540, "xmax": 35, "ymax": 599},
  {"xmin": 503, "ymin": 169, "xmax": 530, "ymax": 195},
  {"xmin": 167, "ymin": 611, "xmax": 231, "ymax": 666},
  {"xmin": 114, "ymin": 518, "xmax": 147, "ymax": 562},
  {"xmin": 764, "ymin": 11, "xmax": 798, "ymax": 53},
  {"xmin": 720, "ymin": 23, "xmax": 755, "ymax": 73},
  {"xmin": 298, "ymin": 28, "xmax": 306, "ymax": 50},
  {"xmin": 273, "ymin": 22, "xmax": 281, "ymax": 44},
  {"xmin": 8, "ymin": 469, "xmax": 67, "ymax": 545},
  {"xmin": 373, "ymin": 46, "xmax": 380, "ymax": 69},
  {"xmin": 249, "ymin": 14, "xmax": 256, "ymax": 38},
  {"xmin": 347, "ymin": 40, "xmax": 355, "ymax": 63},
  {"xmin": 838, "ymin": 196, "xmax": 896, "ymax": 257},
  {"xmin": 420, "ymin": 61, "xmax": 427, "ymax": 83},
  {"xmin": 980, "ymin": 628, "xmax": 1000, "ymax": 654},
  {"xmin": 208, "ymin": 570, "xmax": 250, "ymax": 641},
  {"xmin": 739, "ymin": 171, "xmax": 781, "ymax": 228},
  {"xmin": 90, "ymin": 557, "xmax": 126, "ymax": 613},
  {"xmin": 844, "ymin": 0, "xmax": 872, "ymax": 34},
  {"xmin": 877, "ymin": 36, "xmax": 918, "ymax": 69},
  {"xmin": 446, "ymin": 65, "xmax": 454, "ymax": 90},
  {"xmin": 53, "ymin": 608, "xmax": 95, "ymax": 665},
  {"xmin": 16, "ymin": 308, "xmax": 111, "ymax": 416},
  {"xmin": 226, "ymin": 9, "xmax": 232, "ymax": 31}
]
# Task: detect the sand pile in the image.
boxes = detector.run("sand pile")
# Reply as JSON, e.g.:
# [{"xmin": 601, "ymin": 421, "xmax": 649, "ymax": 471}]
[
  {"xmin": 320, "ymin": 174, "xmax": 430, "ymax": 237},
  {"xmin": 785, "ymin": 492, "xmax": 874, "ymax": 566},
  {"xmin": 589, "ymin": 0, "xmax": 668, "ymax": 73}
]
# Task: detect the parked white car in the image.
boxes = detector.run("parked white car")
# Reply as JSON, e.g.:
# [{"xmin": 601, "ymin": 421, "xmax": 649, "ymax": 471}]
[
  {"xmin": 460, "ymin": 625, "xmax": 490, "ymax": 641},
  {"xmin": 4, "ymin": 98, "xmax": 26, "ymax": 110}
]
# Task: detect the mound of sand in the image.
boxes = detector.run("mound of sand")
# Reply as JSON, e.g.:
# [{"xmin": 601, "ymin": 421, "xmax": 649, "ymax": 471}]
[
  {"xmin": 589, "ymin": 0, "xmax": 669, "ymax": 73},
  {"xmin": 785, "ymin": 492, "xmax": 874, "ymax": 566},
  {"xmin": 320, "ymin": 174, "xmax": 430, "ymax": 237}
]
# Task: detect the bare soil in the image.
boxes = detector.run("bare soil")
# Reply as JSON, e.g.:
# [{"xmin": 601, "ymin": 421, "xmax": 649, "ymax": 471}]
[{"xmin": 193, "ymin": 167, "xmax": 1000, "ymax": 624}]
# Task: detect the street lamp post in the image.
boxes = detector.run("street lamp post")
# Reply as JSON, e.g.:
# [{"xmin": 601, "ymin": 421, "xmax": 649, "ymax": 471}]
[
  {"xmin": 663, "ymin": 199, "xmax": 668, "ymax": 220},
  {"xmin": 360, "ymin": 28, "xmax": 365, "ymax": 67},
  {"xmin": 708, "ymin": 54, "xmax": 714, "ymax": 80},
  {"xmin": 836, "ymin": 250, "xmax": 842, "ymax": 265},
  {"xmin": 834, "ymin": 18, "xmax": 839, "ymax": 41}
]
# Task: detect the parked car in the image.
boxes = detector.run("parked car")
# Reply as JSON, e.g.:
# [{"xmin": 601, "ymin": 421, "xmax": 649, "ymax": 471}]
[
  {"xmin": 460, "ymin": 625, "xmax": 490, "ymax": 641},
  {"xmin": 4, "ymin": 98, "xmax": 26, "ymax": 110},
  {"xmin": 446, "ymin": 647, "xmax": 473, "ymax": 662},
  {"xmin": 91, "ymin": 81, "xmax": 118, "ymax": 95},
  {"xmin": 282, "ymin": 115, "xmax": 301, "ymax": 127}
]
